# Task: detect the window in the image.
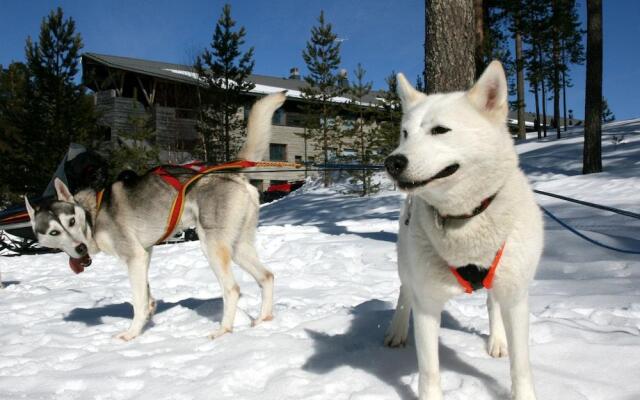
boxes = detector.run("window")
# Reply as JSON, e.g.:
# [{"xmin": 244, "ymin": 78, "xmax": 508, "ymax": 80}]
[
  {"xmin": 294, "ymin": 155, "xmax": 303, "ymax": 164},
  {"xmin": 250, "ymin": 179, "xmax": 264, "ymax": 191},
  {"xmin": 327, "ymin": 147, "xmax": 337, "ymax": 161},
  {"xmin": 269, "ymin": 143, "xmax": 287, "ymax": 161},
  {"xmin": 98, "ymin": 125, "xmax": 111, "ymax": 141},
  {"xmin": 272, "ymin": 109, "xmax": 285, "ymax": 125},
  {"xmin": 285, "ymin": 112, "xmax": 305, "ymax": 127},
  {"xmin": 341, "ymin": 148, "xmax": 357, "ymax": 158}
]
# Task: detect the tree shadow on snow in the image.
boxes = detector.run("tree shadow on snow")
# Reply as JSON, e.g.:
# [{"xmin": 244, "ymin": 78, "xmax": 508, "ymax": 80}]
[
  {"xmin": 314, "ymin": 223, "xmax": 398, "ymax": 243},
  {"xmin": 302, "ymin": 299, "xmax": 509, "ymax": 400},
  {"xmin": 64, "ymin": 297, "xmax": 223, "ymax": 326}
]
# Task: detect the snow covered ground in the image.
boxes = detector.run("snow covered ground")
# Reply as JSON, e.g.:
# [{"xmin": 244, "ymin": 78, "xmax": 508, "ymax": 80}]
[{"xmin": 1, "ymin": 121, "xmax": 639, "ymax": 400}]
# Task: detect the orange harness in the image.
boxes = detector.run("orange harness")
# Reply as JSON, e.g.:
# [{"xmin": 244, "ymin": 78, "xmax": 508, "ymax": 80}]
[
  {"xmin": 449, "ymin": 243, "xmax": 505, "ymax": 294},
  {"xmin": 151, "ymin": 160, "xmax": 300, "ymax": 243}
]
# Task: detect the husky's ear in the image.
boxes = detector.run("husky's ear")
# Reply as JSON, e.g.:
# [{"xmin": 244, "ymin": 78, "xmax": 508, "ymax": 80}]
[
  {"xmin": 54, "ymin": 178, "xmax": 74, "ymax": 203},
  {"xmin": 467, "ymin": 60, "xmax": 508, "ymax": 121},
  {"xmin": 24, "ymin": 196, "xmax": 36, "ymax": 225},
  {"xmin": 396, "ymin": 72, "xmax": 425, "ymax": 110}
]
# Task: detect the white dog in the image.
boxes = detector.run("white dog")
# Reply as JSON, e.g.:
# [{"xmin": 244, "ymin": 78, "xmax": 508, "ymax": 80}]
[{"xmin": 383, "ymin": 61, "xmax": 543, "ymax": 400}]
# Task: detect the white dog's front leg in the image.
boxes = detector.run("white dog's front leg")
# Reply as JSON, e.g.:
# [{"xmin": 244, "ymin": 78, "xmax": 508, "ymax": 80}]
[
  {"xmin": 116, "ymin": 250, "xmax": 152, "ymax": 341},
  {"xmin": 385, "ymin": 285, "xmax": 412, "ymax": 347},
  {"xmin": 487, "ymin": 291, "xmax": 508, "ymax": 357},
  {"xmin": 413, "ymin": 299, "xmax": 445, "ymax": 400},
  {"xmin": 501, "ymin": 294, "xmax": 537, "ymax": 400}
]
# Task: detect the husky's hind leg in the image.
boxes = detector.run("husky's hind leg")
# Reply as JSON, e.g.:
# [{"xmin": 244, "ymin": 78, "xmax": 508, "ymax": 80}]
[
  {"xmin": 199, "ymin": 230, "xmax": 240, "ymax": 339},
  {"xmin": 233, "ymin": 241, "xmax": 274, "ymax": 325},
  {"xmin": 385, "ymin": 285, "xmax": 411, "ymax": 347}
]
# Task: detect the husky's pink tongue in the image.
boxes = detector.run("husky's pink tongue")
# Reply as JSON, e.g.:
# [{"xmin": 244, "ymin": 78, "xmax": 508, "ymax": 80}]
[{"xmin": 69, "ymin": 255, "xmax": 92, "ymax": 274}]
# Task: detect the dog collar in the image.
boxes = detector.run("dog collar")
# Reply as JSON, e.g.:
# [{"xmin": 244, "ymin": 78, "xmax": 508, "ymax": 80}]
[{"xmin": 439, "ymin": 193, "xmax": 496, "ymax": 221}]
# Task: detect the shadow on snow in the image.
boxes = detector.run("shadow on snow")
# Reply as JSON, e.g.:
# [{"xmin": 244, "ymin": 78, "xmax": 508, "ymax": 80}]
[
  {"xmin": 302, "ymin": 299, "xmax": 509, "ymax": 400},
  {"xmin": 64, "ymin": 297, "xmax": 223, "ymax": 326}
]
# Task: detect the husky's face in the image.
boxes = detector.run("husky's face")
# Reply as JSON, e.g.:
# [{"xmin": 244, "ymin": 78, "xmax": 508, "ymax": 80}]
[
  {"xmin": 25, "ymin": 178, "xmax": 93, "ymax": 272},
  {"xmin": 385, "ymin": 61, "xmax": 518, "ymax": 211}
]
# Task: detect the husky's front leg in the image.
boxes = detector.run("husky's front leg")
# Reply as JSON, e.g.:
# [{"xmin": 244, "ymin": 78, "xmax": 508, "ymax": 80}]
[
  {"xmin": 414, "ymin": 298, "xmax": 445, "ymax": 400},
  {"xmin": 500, "ymin": 294, "xmax": 536, "ymax": 400},
  {"xmin": 116, "ymin": 249, "xmax": 152, "ymax": 341},
  {"xmin": 385, "ymin": 285, "xmax": 411, "ymax": 347}
]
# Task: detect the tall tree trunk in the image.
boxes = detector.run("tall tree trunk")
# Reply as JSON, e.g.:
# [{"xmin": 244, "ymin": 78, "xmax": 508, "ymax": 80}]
[
  {"xmin": 562, "ymin": 45, "xmax": 568, "ymax": 132},
  {"xmin": 552, "ymin": 0, "xmax": 562, "ymax": 139},
  {"xmin": 533, "ymin": 78, "xmax": 542, "ymax": 140},
  {"xmin": 473, "ymin": 0, "xmax": 484, "ymax": 79},
  {"xmin": 539, "ymin": 47, "xmax": 548, "ymax": 138},
  {"xmin": 515, "ymin": 2, "xmax": 526, "ymax": 140},
  {"xmin": 583, "ymin": 0, "xmax": 603, "ymax": 173},
  {"xmin": 425, "ymin": 0, "xmax": 475, "ymax": 93}
]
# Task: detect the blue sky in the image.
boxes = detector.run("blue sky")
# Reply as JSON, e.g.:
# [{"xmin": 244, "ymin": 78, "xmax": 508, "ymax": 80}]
[{"xmin": 1, "ymin": 0, "xmax": 637, "ymax": 120}]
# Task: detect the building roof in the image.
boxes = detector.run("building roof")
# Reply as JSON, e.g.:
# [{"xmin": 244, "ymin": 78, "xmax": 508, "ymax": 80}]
[{"xmin": 82, "ymin": 52, "xmax": 379, "ymax": 104}]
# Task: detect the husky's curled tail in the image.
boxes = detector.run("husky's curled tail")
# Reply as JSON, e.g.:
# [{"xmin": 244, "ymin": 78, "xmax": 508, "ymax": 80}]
[{"xmin": 238, "ymin": 91, "xmax": 286, "ymax": 162}]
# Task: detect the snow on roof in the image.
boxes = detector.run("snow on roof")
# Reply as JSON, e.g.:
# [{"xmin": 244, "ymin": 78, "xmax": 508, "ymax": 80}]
[{"xmin": 161, "ymin": 67, "xmax": 359, "ymax": 104}]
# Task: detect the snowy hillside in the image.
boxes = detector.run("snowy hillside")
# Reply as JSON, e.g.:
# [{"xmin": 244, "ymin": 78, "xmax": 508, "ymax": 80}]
[{"xmin": 1, "ymin": 121, "xmax": 639, "ymax": 400}]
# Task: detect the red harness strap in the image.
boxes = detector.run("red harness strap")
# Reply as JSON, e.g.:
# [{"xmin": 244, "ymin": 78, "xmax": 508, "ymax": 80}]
[
  {"xmin": 449, "ymin": 243, "xmax": 505, "ymax": 294},
  {"xmin": 152, "ymin": 160, "xmax": 258, "ymax": 243}
]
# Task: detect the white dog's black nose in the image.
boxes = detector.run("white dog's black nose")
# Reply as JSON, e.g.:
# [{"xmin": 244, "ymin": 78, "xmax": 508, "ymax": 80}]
[
  {"xmin": 385, "ymin": 154, "xmax": 408, "ymax": 178},
  {"xmin": 75, "ymin": 243, "xmax": 87, "ymax": 256}
]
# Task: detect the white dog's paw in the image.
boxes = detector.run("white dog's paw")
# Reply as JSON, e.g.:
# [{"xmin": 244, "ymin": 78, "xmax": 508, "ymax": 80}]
[
  {"xmin": 487, "ymin": 334, "xmax": 509, "ymax": 358},
  {"xmin": 512, "ymin": 388, "xmax": 536, "ymax": 400},
  {"xmin": 384, "ymin": 325, "xmax": 409, "ymax": 348},
  {"xmin": 114, "ymin": 330, "xmax": 140, "ymax": 342},
  {"xmin": 208, "ymin": 327, "xmax": 232, "ymax": 340},
  {"xmin": 148, "ymin": 297, "xmax": 157, "ymax": 315},
  {"xmin": 251, "ymin": 314, "xmax": 273, "ymax": 327},
  {"xmin": 419, "ymin": 388, "xmax": 444, "ymax": 400}
]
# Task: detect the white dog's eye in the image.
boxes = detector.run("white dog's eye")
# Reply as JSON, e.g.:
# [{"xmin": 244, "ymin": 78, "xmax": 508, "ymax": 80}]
[
  {"xmin": 69, "ymin": 217, "xmax": 75, "ymax": 227},
  {"xmin": 50, "ymin": 230, "xmax": 60, "ymax": 236},
  {"xmin": 403, "ymin": 129, "xmax": 408, "ymax": 139},
  {"xmin": 431, "ymin": 125, "xmax": 451, "ymax": 135}
]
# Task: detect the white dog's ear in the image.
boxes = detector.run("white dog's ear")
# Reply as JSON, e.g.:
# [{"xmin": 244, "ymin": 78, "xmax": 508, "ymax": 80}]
[
  {"xmin": 396, "ymin": 72, "xmax": 425, "ymax": 110},
  {"xmin": 467, "ymin": 60, "xmax": 508, "ymax": 121},
  {"xmin": 54, "ymin": 178, "xmax": 74, "ymax": 203},
  {"xmin": 24, "ymin": 196, "xmax": 36, "ymax": 225}
]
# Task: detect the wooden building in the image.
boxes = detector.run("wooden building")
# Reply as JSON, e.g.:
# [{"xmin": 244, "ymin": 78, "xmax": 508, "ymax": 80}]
[{"xmin": 82, "ymin": 52, "xmax": 379, "ymax": 190}]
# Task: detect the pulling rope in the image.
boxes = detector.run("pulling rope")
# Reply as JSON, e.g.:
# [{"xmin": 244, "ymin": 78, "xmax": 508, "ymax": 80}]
[
  {"xmin": 534, "ymin": 190, "xmax": 640, "ymax": 254},
  {"xmin": 534, "ymin": 189, "xmax": 640, "ymax": 220},
  {"xmin": 539, "ymin": 206, "xmax": 640, "ymax": 255}
]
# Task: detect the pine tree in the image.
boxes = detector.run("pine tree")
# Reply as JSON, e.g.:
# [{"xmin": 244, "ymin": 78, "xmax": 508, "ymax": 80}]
[
  {"xmin": 301, "ymin": 10, "xmax": 344, "ymax": 186},
  {"xmin": 344, "ymin": 64, "xmax": 381, "ymax": 196},
  {"xmin": 0, "ymin": 62, "xmax": 30, "ymax": 204},
  {"xmin": 601, "ymin": 97, "xmax": 614, "ymax": 123},
  {"xmin": 195, "ymin": 3, "xmax": 255, "ymax": 163},
  {"xmin": 522, "ymin": 0, "xmax": 553, "ymax": 139},
  {"xmin": 108, "ymin": 106, "xmax": 159, "ymax": 177},
  {"xmin": 551, "ymin": 0, "xmax": 584, "ymax": 138},
  {"xmin": 4, "ymin": 8, "xmax": 97, "ymax": 199},
  {"xmin": 377, "ymin": 72, "xmax": 401, "ymax": 159}
]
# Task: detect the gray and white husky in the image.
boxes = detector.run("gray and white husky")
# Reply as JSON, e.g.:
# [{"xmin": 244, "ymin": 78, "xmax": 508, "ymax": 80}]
[
  {"xmin": 25, "ymin": 92, "xmax": 286, "ymax": 341},
  {"xmin": 384, "ymin": 62, "xmax": 543, "ymax": 400}
]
